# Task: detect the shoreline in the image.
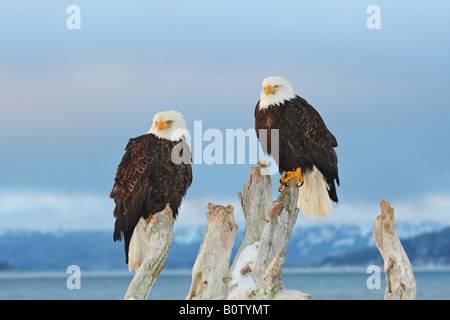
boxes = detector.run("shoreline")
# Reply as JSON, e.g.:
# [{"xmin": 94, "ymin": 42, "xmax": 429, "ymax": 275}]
[{"xmin": 2, "ymin": 265, "xmax": 450, "ymax": 279}]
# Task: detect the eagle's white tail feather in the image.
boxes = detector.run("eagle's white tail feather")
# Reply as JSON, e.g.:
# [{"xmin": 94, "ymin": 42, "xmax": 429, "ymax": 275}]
[
  {"xmin": 297, "ymin": 166, "xmax": 333, "ymax": 219},
  {"xmin": 128, "ymin": 218, "xmax": 150, "ymax": 272}
]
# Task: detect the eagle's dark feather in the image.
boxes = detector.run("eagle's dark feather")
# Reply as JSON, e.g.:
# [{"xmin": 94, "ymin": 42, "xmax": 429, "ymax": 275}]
[
  {"xmin": 110, "ymin": 133, "xmax": 192, "ymax": 263},
  {"xmin": 255, "ymin": 95, "xmax": 339, "ymax": 202}
]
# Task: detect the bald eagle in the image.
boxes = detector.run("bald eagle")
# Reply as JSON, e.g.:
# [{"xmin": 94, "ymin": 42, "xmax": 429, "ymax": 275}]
[
  {"xmin": 110, "ymin": 110, "xmax": 192, "ymax": 271},
  {"xmin": 255, "ymin": 76, "xmax": 339, "ymax": 219}
]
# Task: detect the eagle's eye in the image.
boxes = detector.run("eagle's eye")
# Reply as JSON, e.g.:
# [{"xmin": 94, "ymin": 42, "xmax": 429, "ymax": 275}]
[{"xmin": 166, "ymin": 120, "xmax": 173, "ymax": 126}]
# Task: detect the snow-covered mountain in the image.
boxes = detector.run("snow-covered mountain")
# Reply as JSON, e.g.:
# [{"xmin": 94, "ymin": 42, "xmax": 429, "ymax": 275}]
[{"xmin": 0, "ymin": 221, "xmax": 447, "ymax": 272}]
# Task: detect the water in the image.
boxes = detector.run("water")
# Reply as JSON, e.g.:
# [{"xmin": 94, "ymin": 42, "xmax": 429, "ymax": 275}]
[{"xmin": 0, "ymin": 270, "xmax": 449, "ymax": 300}]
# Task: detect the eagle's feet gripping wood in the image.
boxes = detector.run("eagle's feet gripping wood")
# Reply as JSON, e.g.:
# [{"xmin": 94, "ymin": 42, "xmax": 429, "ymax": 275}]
[{"xmin": 278, "ymin": 168, "xmax": 304, "ymax": 192}]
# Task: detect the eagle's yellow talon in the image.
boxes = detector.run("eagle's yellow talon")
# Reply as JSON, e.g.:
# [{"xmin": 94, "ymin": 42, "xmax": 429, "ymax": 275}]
[
  {"xmin": 280, "ymin": 168, "xmax": 304, "ymax": 187},
  {"xmin": 278, "ymin": 172, "xmax": 289, "ymax": 192}
]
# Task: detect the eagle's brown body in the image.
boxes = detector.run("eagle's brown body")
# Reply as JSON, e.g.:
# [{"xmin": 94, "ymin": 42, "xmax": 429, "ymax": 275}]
[
  {"xmin": 255, "ymin": 95, "xmax": 339, "ymax": 203},
  {"xmin": 110, "ymin": 133, "xmax": 192, "ymax": 263}
]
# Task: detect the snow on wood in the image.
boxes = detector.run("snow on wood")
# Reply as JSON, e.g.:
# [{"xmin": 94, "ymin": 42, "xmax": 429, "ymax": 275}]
[
  {"xmin": 124, "ymin": 204, "xmax": 174, "ymax": 300},
  {"xmin": 228, "ymin": 242, "xmax": 259, "ymax": 297},
  {"xmin": 227, "ymin": 161, "xmax": 312, "ymax": 300},
  {"xmin": 373, "ymin": 200, "xmax": 416, "ymax": 300}
]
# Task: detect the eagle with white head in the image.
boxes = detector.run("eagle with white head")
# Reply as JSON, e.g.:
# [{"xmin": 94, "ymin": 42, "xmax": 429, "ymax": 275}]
[
  {"xmin": 110, "ymin": 110, "xmax": 192, "ymax": 271},
  {"xmin": 255, "ymin": 76, "xmax": 340, "ymax": 219}
]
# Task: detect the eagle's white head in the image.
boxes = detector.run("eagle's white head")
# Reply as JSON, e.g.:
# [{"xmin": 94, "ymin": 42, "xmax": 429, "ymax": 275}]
[
  {"xmin": 148, "ymin": 110, "xmax": 189, "ymax": 141},
  {"xmin": 259, "ymin": 76, "xmax": 296, "ymax": 110}
]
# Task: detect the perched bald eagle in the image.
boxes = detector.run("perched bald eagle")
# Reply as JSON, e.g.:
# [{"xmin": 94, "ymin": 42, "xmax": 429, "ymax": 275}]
[
  {"xmin": 110, "ymin": 110, "xmax": 192, "ymax": 271},
  {"xmin": 255, "ymin": 76, "xmax": 339, "ymax": 218}
]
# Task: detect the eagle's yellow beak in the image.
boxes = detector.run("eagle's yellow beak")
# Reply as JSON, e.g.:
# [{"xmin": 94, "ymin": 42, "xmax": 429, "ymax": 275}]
[
  {"xmin": 157, "ymin": 120, "xmax": 166, "ymax": 132},
  {"xmin": 265, "ymin": 85, "xmax": 274, "ymax": 96}
]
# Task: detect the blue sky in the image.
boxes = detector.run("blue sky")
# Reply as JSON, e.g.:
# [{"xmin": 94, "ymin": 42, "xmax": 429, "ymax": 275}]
[{"xmin": 0, "ymin": 1, "xmax": 449, "ymax": 230}]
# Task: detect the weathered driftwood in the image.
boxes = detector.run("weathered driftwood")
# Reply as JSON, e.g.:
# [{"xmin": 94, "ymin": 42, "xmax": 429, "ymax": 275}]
[
  {"xmin": 227, "ymin": 161, "xmax": 312, "ymax": 300},
  {"xmin": 373, "ymin": 200, "xmax": 416, "ymax": 300},
  {"xmin": 124, "ymin": 204, "xmax": 174, "ymax": 300},
  {"xmin": 184, "ymin": 161, "xmax": 311, "ymax": 300},
  {"xmin": 235, "ymin": 161, "xmax": 273, "ymax": 255},
  {"xmin": 186, "ymin": 203, "xmax": 238, "ymax": 300},
  {"xmin": 124, "ymin": 162, "xmax": 418, "ymax": 301}
]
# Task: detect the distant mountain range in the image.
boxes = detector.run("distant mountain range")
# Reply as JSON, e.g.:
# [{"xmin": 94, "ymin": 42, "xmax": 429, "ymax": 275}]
[
  {"xmin": 0, "ymin": 221, "xmax": 448, "ymax": 272},
  {"xmin": 320, "ymin": 226, "xmax": 450, "ymax": 268}
]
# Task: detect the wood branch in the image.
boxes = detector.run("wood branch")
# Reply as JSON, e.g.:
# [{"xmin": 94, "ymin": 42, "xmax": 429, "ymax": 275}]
[
  {"xmin": 234, "ymin": 160, "xmax": 273, "ymax": 260},
  {"xmin": 186, "ymin": 203, "xmax": 238, "ymax": 300},
  {"xmin": 124, "ymin": 204, "xmax": 174, "ymax": 300},
  {"xmin": 227, "ymin": 161, "xmax": 312, "ymax": 300},
  {"xmin": 252, "ymin": 183, "xmax": 298, "ymax": 286},
  {"xmin": 373, "ymin": 200, "xmax": 416, "ymax": 300}
]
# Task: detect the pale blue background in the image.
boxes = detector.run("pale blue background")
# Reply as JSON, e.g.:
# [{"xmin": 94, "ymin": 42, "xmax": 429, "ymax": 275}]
[{"xmin": 1, "ymin": 1, "xmax": 449, "ymax": 230}]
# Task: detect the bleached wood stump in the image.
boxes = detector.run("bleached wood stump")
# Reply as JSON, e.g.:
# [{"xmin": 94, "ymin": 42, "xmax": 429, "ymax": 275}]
[
  {"xmin": 186, "ymin": 203, "xmax": 238, "ymax": 300},
  {"xmin": 227, "ymin": 160, "xmax": 312, "ymax": 300},
  {"xmin": 124, "ymin": 204, "xmax": 174, "ymax": 300},
  {"xmin": 373, "ymin": 200, "xmax": 416, "ymax": 300},
  {"xmin": 185, "ymin": 161, "xmax": 311, "ymax": 300}
]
